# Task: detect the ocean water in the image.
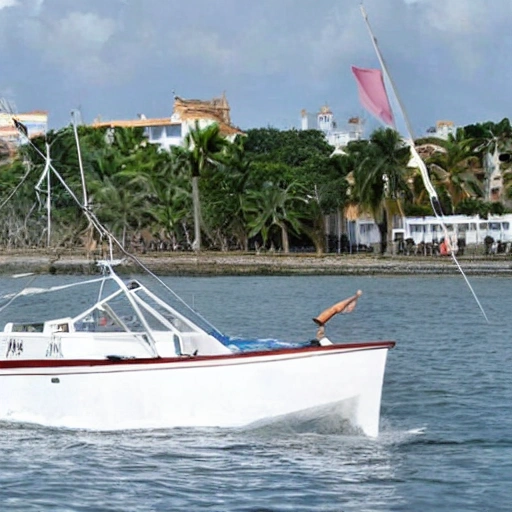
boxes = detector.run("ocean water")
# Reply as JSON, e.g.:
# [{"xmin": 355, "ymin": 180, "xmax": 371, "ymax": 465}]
[{"xmin": 1, "ymin": 273, "xmax": 511, "ymax": 511}]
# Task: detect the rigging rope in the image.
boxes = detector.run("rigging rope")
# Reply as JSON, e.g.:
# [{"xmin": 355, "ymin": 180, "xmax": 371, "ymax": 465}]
[
  {"xmin": 0, "ymin": 162, "xmax": 34, "ymax": 210},
  {"xmin": 14, "ymin": 128, "xmax": 225, "ymax": 338}
]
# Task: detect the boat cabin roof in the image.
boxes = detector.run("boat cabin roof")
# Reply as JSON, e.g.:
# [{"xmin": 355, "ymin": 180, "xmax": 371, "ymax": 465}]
[{"xmin": 2, "ymin": 276, "xmax": 215, "ymax": 339}]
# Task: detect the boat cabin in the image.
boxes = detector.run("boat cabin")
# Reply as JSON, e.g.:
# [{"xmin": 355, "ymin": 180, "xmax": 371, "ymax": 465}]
[{"xmin": 0, "ymin": 276, "xmax": 231, "ymax": 361}]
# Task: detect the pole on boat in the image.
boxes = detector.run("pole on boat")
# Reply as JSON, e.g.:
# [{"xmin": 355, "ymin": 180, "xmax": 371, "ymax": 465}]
[
  {"xmin": 15, "ymin": 122, "xmax": 227, "ymax": 339},
  {"xmin": 45, "ymin": 142, "xmax": 51, "ymax": 247},
  {"xmin": 107, "ymin": 266, "xmax": 159, "ymax": 356},
  {"xmin": 71, "ymin": 110, "xmax": 89, "ymax": 210},
  {"xmin": 358, "ymin": 3, "xmax": 490, "ymax": 323},
  {"xmin": 35, "ymin": 142, "xmax": 52, "ymax": 247}
]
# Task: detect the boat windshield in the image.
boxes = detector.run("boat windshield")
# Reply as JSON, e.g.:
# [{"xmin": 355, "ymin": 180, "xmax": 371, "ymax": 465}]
[
  {"xmin": 74, "ymin": 306, "xmax": 128, "ymax": 333},
  {"xmin": 133, "ymin": 287, "xmax": 196, "ymax": 333}
]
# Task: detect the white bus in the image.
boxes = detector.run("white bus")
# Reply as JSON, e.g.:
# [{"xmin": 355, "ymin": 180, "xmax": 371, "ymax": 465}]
[{"xmin": 392, "ymin": 214, "xmax": 512, "ymax": 246}]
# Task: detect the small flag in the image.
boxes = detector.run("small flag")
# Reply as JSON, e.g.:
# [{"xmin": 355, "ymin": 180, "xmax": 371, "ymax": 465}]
[
  {"xmin": 12, "ymin": 118, "xmax": 28, "ymax": 137},
  {"xmin": 351, "ymin": 66, "xmax": 394, "ymax": 127},
  {"xmin": 313, "ymin": 290, "xmax": 363, "ymax": 325}
]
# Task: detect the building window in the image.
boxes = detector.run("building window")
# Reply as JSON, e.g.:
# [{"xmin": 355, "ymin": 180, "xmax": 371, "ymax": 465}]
[
  {"xmin": 149, "ymin": 126, "xmax": 165, "ymax": 140},
  {"xmin": 166, "ymin": 124, "xmax": 181, "ymax": 137}
]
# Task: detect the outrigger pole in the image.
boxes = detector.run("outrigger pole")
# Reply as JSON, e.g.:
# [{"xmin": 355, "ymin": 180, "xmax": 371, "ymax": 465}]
[
  {"xmin": 359, "ymin": 3, "xmax": 489, "ymax": 323},
  {"xmin": 11, "ymin": 116, "xmax": 226, "ymax": 339}
]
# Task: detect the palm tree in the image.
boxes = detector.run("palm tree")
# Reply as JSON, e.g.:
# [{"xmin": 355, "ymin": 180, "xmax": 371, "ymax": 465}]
[
  {"xmin": 471, "ymin": 119, "xmax": 512, "ymax": 202},
  {"xmin": 245, "ymin": 181, "xmax": 306, "ymax": 253},
  {"xmin": 426, "ymin": 132, "xmax": 483, "ymax": 212},
  {"xmin": 201, "ymin": 135, "xmax": 253, "ymax": 251},
  {"xmin": 350, "ymin": 128, "xmax": 411, "ymax": 254},
  {"xmin": 126, "ymin": 154, "xmax": 192, "ymax": 250},
  {"xmin": 90, "ymin": 174, "xmax": 146, "ymax": 248},
  {"xmin": 180, "ymin": 121, "xmax": 229, "ymax": 251}
]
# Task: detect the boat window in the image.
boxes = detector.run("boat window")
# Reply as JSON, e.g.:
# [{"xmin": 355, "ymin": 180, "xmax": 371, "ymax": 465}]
[
  {"xmin": 445, "ymin": 224, "xmax": 453, "ymax": 231},
  {"xmin": 469, "ymin": 223, "xmax": 476, "ymax": 231},
  {"xmin": 503, "ymin": 222, "xmax": 510, "ymax": 230},
  {"xmin": 11, "ymin": 323, "xmax": 44, "ymax": 333},
  {"xmin": 479, "ymin": 222, "xmax": 488, "ymax": 230},
  {"xmin": 431, "ymin": 224, "xmax": 442, "ymax": 233},
  {"xmin": 458, "ymin": 224, "xmax": 469, "ymax": 233},
  {"xmin": 410, "ymin": 224, "xmax": 423, "ymax": 233},
  {"xmin": 489, "ymin": 222, "xmax": 501, "ymax": 230}
]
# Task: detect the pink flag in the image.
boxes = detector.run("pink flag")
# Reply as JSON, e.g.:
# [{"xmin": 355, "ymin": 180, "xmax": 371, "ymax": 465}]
[{"xmin": 351, "ymin": 66, "xmax": 394, "ymax": 126}]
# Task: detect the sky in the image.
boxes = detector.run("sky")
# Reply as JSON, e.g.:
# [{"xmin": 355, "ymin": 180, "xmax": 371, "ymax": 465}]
[{"xmin": 0, "ymin": 0, "xmax": 511, "ymax": 137}]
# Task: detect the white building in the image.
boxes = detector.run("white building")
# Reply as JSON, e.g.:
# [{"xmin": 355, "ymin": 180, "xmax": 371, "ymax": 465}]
[
  {"xmin": 300, "ymin": 106, "xmax": 363, "ymax": 150},
  {"xmin": 0, "ymin": 110, "xmax": 48, "ymax": 144},
  {"xmin": 92, "ymin": 93, "xmax": 244, "ymax": 150},
  {"xmin": 324, "ymin": 208, "xmax": 512, "ymax": 254},
  {"xmin": 425, "ymin": 120, "xmax": 457, "ymax": 140}
]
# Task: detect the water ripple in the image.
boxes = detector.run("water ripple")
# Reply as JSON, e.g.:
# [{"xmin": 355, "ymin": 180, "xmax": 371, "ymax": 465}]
[{"xmin": 1, "ymin": 275, "xmax": 512, "ymax": 510}]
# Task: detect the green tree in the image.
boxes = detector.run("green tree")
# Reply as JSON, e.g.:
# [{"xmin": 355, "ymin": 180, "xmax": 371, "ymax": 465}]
[
  {"xmin": 245, "ymin": 181, "xmax": 306, "ymax": 253},
  {"xmin": 180, "ymin": 121, "xmax": 229, "ymax": 251},
  {"xmin": 426, "ymin": 131, "xmax": 483, "ymax": 212},
  {"xmin": 350, "ymin": 128, "xmax": 411, "ymax": 254},
  {"xmin": 200, "ymin": 135, "xmax": 253, "ymax": 251}
]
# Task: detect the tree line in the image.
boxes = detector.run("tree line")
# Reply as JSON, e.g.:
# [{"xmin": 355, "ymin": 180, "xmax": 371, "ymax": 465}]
[{"xmin": 0, "ymin": 118, "xmax": 510, "ymax": 255}]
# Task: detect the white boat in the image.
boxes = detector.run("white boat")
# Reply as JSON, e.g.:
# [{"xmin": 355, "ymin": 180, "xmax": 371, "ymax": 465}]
[
  {"xmin": 0, "ymin": 266, "xmax": 394, "ymax": 436},
  {"xmin": 0, "ymin": 76, "xmax": 394, "ymax": 439}
]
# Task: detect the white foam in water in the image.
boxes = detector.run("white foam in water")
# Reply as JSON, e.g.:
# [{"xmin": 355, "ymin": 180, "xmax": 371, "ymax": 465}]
[
  {"xmin": 406, "ymin": 427, "xmax": 427, "ymax": 435},
  {"xmin": 375, "ymin": 422, "xmax": 428, "ymax": 446}
]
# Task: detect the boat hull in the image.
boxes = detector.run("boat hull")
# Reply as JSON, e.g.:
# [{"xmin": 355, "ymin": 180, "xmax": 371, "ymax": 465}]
[{"xmin": 0, "ymin": 342, "xmax": 394, "ymax": 437}]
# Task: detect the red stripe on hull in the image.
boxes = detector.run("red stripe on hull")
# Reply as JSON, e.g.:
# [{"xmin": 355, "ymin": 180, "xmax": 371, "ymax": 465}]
[{"xmin": 0, "ymin": 341, "xmax": 395, "ymax": 370}]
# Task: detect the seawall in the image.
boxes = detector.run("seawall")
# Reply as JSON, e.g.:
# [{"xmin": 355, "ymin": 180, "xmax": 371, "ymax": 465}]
[{"xmin": 1, "ymin": 251, "xmax": 512, "ymax": 276}]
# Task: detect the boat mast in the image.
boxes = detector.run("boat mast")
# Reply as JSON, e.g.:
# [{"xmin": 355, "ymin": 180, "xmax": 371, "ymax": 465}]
[
  {"xmin": 360, "ymin": 5, "xmax": 411, "ymax": 137},
  {"xmin": 359, "ymin": 3, "xmax": 438, "ymax": 201},
  {"xmin": 359, "ymin": 2, "xmax": 489, "ymax": 323},
  {"xmin": 12, "ymin": 114, "xmax": 226, "ymax": 339},
  {"xmin": 70, "ymin": 110, "xmax": 114, "ymax": 260}
]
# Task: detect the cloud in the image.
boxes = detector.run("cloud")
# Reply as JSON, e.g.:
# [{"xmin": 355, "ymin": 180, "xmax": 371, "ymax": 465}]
[
  {"xmin": 19, "ymin": 11, "xmax": 119, "ymax": 84},
  {"xmin": 0, "ymin": 0, "xmax": 17, "ymax": 9},
  {"xmin": 169, "ymin": 29, "xmax": 235, "ymax": 72},
  {"xmin": 0, "ymin": 0, "xmax": 510, "ymax": 131},
  {"xmin": 411, "ymin": 0, "xmax": 505, "ymax": 75}
]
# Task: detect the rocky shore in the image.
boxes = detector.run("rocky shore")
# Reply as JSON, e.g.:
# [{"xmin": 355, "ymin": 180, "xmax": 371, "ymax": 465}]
[{"xmin": 1, "ymin": 250, "xmax": 512, "ymax": 276}]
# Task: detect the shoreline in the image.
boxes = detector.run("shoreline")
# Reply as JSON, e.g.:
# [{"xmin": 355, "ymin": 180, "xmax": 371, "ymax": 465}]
[{"xmin": 1, "ymin": 250, "xmax": 512, "ymax": 276}]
